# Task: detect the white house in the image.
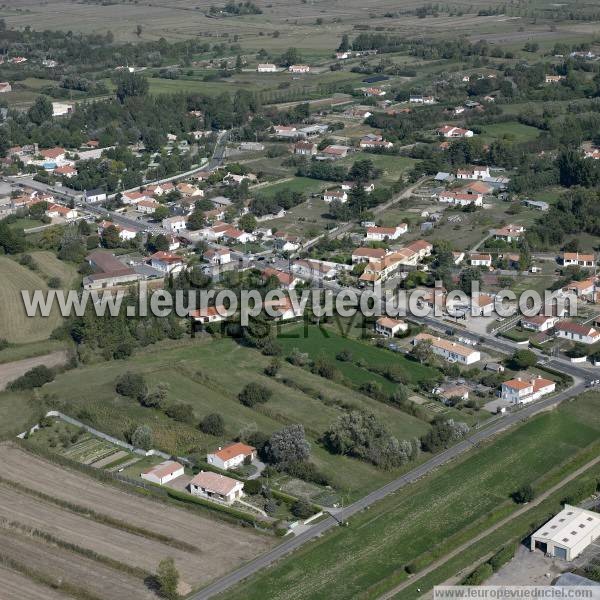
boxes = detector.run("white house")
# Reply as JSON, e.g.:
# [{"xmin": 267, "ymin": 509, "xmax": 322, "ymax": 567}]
[
  {"xmin": 136, "ymin": 199, "xmax": 160, "ymax": 214},
  {"xmin": 501, "ymin": 376, "xmax": 555, "ymax": 404},
  {"xmin": 149, "ymin": 251, "xmax": 184, "ymax": 274},
  {"xmin": 521, "ymin": 315, "xmax": 560, "ymax": 332},
  {"xmin": 141, "ymin": 460, "xmax": 184, "ymax": 485},
  {"xmin": 188, "ymin": 471, "xmax": 244, "ymax": 505},
  {"xmin": 273, "ymin": 231, "xmax": 301, "ymax": 252},
  {"xmin": 293, "ymin": 259, "xmax": 340, "ymax": 281},
  {"xmin": 45, "ymin": 203, "xmax": 78, "ymax": 220},
  {"xmin": 438, "ymin": 191, "xmax": 482, "ymax": 207},
  {"xmin": 456, "ymin": 166, "xmax": 490, "ymax": 180},
  {"xmin": 190, "ymin": 305, "xmax": 227, "ymax": 324},
  {"xmin": 162, "ymin": 216, "xmax": 188, "ymax": 233},
  {"xmin": 84, "ymin": 188, "xmax": 107, "ymax": 203},
  {"xmin": 289, "ymin": 64, "xmax": 310, "ymax": 73},
  {"xmin": 555, "ymin": 321, "xmax": 600, "ymax": 345},
  {"xmin": 530, "ymin": 505, "xmax": 600, "ymax": 561},
  {"xmin": 323, "ymin": 190, "xmax": 348, "ymax": 203},
  {"xmin": 263, "ymin": 296, "xmax": 304, "ymax": 321},
  {"xmin": 437, "ymin": 125, "xmax": 474, "ymax": 138},
  {"xmin": 366, "ymin": 224, "xmax": 407, "ymax": 241},
  {"xmin": 375, "ymin": 317, "xmax": 408, "ymax": 337},
  {"xmin": 257, "ymin": 63, "xmax": 277, "ymax": 73},
  {"xmin": 471, "ymin": 293, "xmax": 494, "ymax": 316},
  {"xmin": 492, "ymin": 224, "xmax": 525, "ymax": 242},
  {"xmin": 413, "ymin": 333, "xmax": 480, "ymax": 365},
  {"xmin": 562, "ymin": 252, "xmax": 595, "ymax": 268},
  {"xmin": 204, "ymin": 247, "xmax": 231, "ymax": 265},
  {"xmin": 470, "ymin": 253, "xmax": 492, "ymax": 268},
  {"xmin": 207, "ymin": 443, "xmax": 256, "ymax": 470},
  {"xmin": 52, "ymin": 102, "xmax": 74, "ymax": 117}
]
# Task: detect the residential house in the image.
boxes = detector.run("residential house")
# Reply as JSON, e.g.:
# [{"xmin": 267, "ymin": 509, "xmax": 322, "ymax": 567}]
[
  {"xmin": 45, "ymin": 203, "xmax": 77, "ymax": 220},
  {"xmin": 365, "ymin": 224, "xmax": 407, "ymax": 241},
  {"xmin": 375, "ymin": 317, "xmax": 408, "ymax": 337},
  {"xmin": 437, "ymin": 125, "xmax": 474, "ymax": 138},
  {"xmin": 176, "ymin": 182, "xmax": 204, "ymax": 197},
  {"xmin": 453, "ymin": 251, "xmax": 465, "ymax": 265},
  {"xmin": 456, "ymin": 166, "xmax": 491, "ymax": 180},
  {"xmin": 98, "ymin": 220, "xmax": 137, "ymax": 242},
  {"xmin": 141, "ymin": 460, "xmax": 184, "ymax": 485},
  {"xmin": 54, "ymin": 164, "xmax": 77, "ymax": 178},
  {"xmin": 438, "ymin": 191, "xmax": 482, "ymax": 207},
  {"xmin": 189, "ymin": 471, "xmax": 244, "ymax": 505},
  {"xmin": 562, "ymin": 252, "xmax": 595, "ymax": 268},
  {"xmin": 162, "ymin": 216, "xmax": 188, "ymax": 233},
  {"xmin": 40, "ymin": 147, "xmax": 66, "ymax": 164},
  {"xmin": 545, "ymin": 75, "xmax": 565, "ymax": 83},
  {"xmin": 262, "ymin": 267, "xmax": 299, "ymax": 289},
  {"xmin": 204, "ymin": 247, "xmax": 231, "ymax": 266},
  {"xmin": 323, "ymin": 189, "xmax": 348, "ymax": 203},
  {"xmin": 257, "ymin": 63, "xmax": 277, "ymax": 72},
  {"xmin": 190, "ymin": 305, "xmax": 227, "ymax": 324},
  {"xmin": 51, "ymin": 102, "xmax": 73, "ymax": 117},
  {"xmin": 413, "ymin": 333, "xmax": 481, "ymax": 365},
  {"xmin": 121, "ymin": 190, "xmax": 148, "ymax": 205},
  {"xmin": 294, "ymin": 141, "xmax": 317, "ymax": 156},
  {"xmin": 555, "ymin": 321, "xmax": 600, "ymax": 345},
  {"xmin": 492, "ymin": 224, "xmax": 525, "ymax": 243},
  {"xmin": 136, "ymin": 199, "xmax": 160, "ymax": 214},
  {"xmin": 273, "ymin": 231, "xmax": 301, "ymax": 252},
  {"xmin": 289, "ymin": 64, "xmax": 310, "ymax": 73},
  {"xmin": 207, "ymin": 442, "xmax": 256, "ymax": 470},
  {"xmin": 149, "ymin": 251, "xmax": 184, "ymax": 274},
  {"xmin": 470, "ymin": 253, "xmax": 492, "ymax": 268},
  {"xmin": 343, "ymin": 107, "xmax": 372, "ymax": 120},
  {"xmin": 336, "ymin": 52, "xmax": 350, "ymax": 60},
  {"xmin": 521, "ymin": 314, "xmax": 560, "ymax": 332},
  {"xmin": 352, "ymin": 247, "xmax": 387, "ymax": 264},
  {"xmin": 263, "ymin": 296, "xmax": 304, "ymax": 321},
  {"xmin": 84, "ymin": 188, "xmax": 107, "ymax": 203},
  {"xmin": 319, "ymin": 145, "xmax": 351, "ymax": 160},
  {"xmin": 222, "ymin": 227, "xmax": 256, "ymax": 244},
  {"xmin": 501, "ymin": 376, "xmax": 556, "ymax": 404},
  {"xmin": 359, "ymin": 138, "xmax": 394, "ymax": 150},
  {"xmin": 564, "ymin": 278, "xmax": 596, "ymax": 298},
  {"xmin": 471, "ymin": 293, "xmax": 495, "ymax": 316},
  {"xmin": 293, "ymin": 259, "xmax": 340, "ymax": 281}
]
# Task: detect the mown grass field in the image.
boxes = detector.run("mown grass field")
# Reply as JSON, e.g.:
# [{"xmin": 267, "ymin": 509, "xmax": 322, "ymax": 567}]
[
  {"xmin": 221, "ymin": 393, "xmax": 600, "ymax": 600},
  {"xmin": 479, "ymin": 121, "xmax": 542, "ymax": 143},
  {"xmin": 30, "ymin": 336, "xmax": 431, "ymax": 497},
  {"xmin": 0, "ymin": 253, "xmax": 78, "ymax": 343}
]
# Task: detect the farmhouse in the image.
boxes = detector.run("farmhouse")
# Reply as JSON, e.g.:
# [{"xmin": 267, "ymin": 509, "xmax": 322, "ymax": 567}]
[
  {"xmin": 141, "ymin": 460, "xmax": 185, "ymax": 485},
  {"xmin": 375, "ymin": 317, "xmax": 408, "ymax": 337},
  {"xmin": 359, "ymin": 138, "xmax": 393, "ymax": 150},
  {"xmin": 545, "ymin": 75, "xmax": 565, "ymax": 83},
  {"xmin": 413, "ymin": 333, "xmax": 481, "ymax": 365},
  {"xmin": 438, "ymin": 191, "xmax": 482, "ymax": 207},
  {"xmin": 189, "ymin": 471, "xmax": 244, "ymax": 504},
  {"xmin": 457, "ymin": 166, "xmax": 490, "ymax": 180},
  {"xmin": 365, "ymin": 224, "xmax": 407, "ymax": 241},
  {"xmin": 437, "ymin": 125, "xmax": 474, "ymax": 138},
  {"xmin": 555, "ymin": 321, "xmax": 600, "ymax": 344},
  {"xmin": 323, "ymin": 189, "xmax": 348, "ymax": 203},
  {"xmin": 531, "ymin": 505, "xmax": 600, "ymax": 560},
  {"xmin": 207, "ymin": 443, "xmax": 256, "ymax": 470},
  {"xmin": 501, "ymin": 376, "xmax": 555, "ymax": 404},
  {"xmin": 492, "ymin": 224, "xmax": 525, "ymax": 242},
  {"xmin": 562, "ymin": 252, "xmax": 595, "ymax": 267},
  {"xmin": 320, "ymin": 145, "xmax": 351, "ymax": 160}
]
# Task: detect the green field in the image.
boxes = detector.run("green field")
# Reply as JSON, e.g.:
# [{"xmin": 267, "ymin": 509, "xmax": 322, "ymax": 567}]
[
  {"xmin": 479, "ymin": 121, "xmax": 542, "ymax": 143},
  {"xmin": 0, "ymin": 253, "xmax": 78, "ymax": 343},
  {"xmin": 0, "ymin": 392, "xmax": 40, "ymax": 440},
  {"xmin": 222, "ymin": 393, "xmax": 600, "ymax": 600},
  {"xmin": 27, "ymin": 336, "xmax": 431, "ymax": 498}
]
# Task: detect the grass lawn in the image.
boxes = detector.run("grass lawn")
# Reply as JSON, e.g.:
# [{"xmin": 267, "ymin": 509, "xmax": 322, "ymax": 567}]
[
  {"xmin": 256, "ymin": 177, "xmax": 329, "ymax": 198},
  {"xmin": 27, "ymin": 336, "xmax": 431, "ymax": 498},
  {"xmin": 0, "ymin": 339, "xmax": 69, "ymax": 365},
  {"xmin": 479, "ymin": 121, "xmax": 541, "ymax": 143},
  {"xmin": 8, "ymin": 218, "xmax": 47, "ymax": 231},
  {"xmin": 0, "ymin": 392, "xmax": 40, "ymax": 440},
  {"xmin": 222, "ymin": 393, "xmax": 600, "ymax": 600}
]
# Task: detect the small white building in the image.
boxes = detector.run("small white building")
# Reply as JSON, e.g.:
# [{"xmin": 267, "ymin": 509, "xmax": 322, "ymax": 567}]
[
  {"xmin": 189, "ymin": 471, "xmax": 244, "ymax": 505},
  {"xmin": 289, "ymin": 64, "xmax": 310, "ymax": 73},
  {"xmin": 207, "ymin": 443, "xmax": 256, "ymax": 470},
  {"xmin": 413, "ymin": 333, "xmax": 480, "ymax": 365},
  {"xmin": 323, "ymin": 190, "xmax": 348, "ymax": 204},
  {"xmin": 162, "ymin": 216, "xmax": 188, "ymax": 233},
  {"xmin": 204, "ymin": 247, "xmax": 231, "ymax": 265},
  {"xmin": 141, "ymin": 460, "xmax": 184, "ymax": 485},
  {"xmin": 366, "ymin": 224, "xmax": 407, "ymax": 241},
  {"xmin": 437, "ymin": 125, "xmax": 474, "ymax": 138},
  {"xmin": 257, "ymin": 63, "xmax": 277, "ymax": 73},
  {"xmin": 149, "ymin": 251, "xmax": 184, "ymax": 274},
  {"xmin": 562, "ymin": 252, "xmax": 595, "ymax": 268},
  {"xmin": 470, "ymin": 253, "xmax": 492, "ymax": 268},
  {"xmin": 555, "ymin": 321, "xmax": 600, "ymax": 345},
  {"xmin": 531, "ymin": 505, "xmax": 600, "ymax": 561},
  {"xmin": 375, "ymin": 317, "xmax": 408, "ymax": 337},
  {"xmin": 456, "ymin": 166, "xmax": 490, "ymax": 180},
  {"xmin": 521, "ymin": 315, "xmax": 560, "ymax": 332}
]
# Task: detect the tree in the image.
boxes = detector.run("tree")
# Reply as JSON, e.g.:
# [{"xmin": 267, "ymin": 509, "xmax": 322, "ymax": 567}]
[
  {"xmin": 409, "ymin": 339, "xmax": 433, "ymax": 364},
  {"xmin": 199, "ymin": 413, "xmax": 225, "ymax": 436},
  {"xmin": 238, "ymin": 213, "xmax": 257, "ymax": 233},
  {"xmin": 156, "ymin": 557, "xmax": 179, "ymax": 600},
  {"xmin": 279, "ymin": 47, "xmax": 302, "ymax": 67},
  {"xmin": 102, "ymin": 225, "xmax": 121, "ymax": 249},
  {"xmin": 420, "ymin": 417, "xmax": 469, "ymax": 453},
  {"xmin": 291, "ymin": 498, "xmax": 315, "ymax": 519},
  {"xmin": 28, "ymin": 96, "xmax": 52, "ymax": 125},
  {"xmin": 509, "ymin": 349, "xmax": 537, "ymax": 370},
  {"xmin": 115, "ymin": 372, "xmax": 148, "ymax": 401},
  {"xmin": 8, "ymin": 365, "xmax": 54, "ymax": 390},
  {"xmin": 266, "ymin": 424, "xmax": 310, "ymax": 467},
  {"xmin": 116, "ymin": 72, "xmax": 149, "ymax": 103},
  {"xmin": 338, "ymin": 34, "xmax": 349, "ymax": 52},
  {"xmin": 239, "ymin": 382, "xmax": 272, "ymax": 407},
  {"xmin": 459, "ymin": 267, "xmax": 482, "ymax": 295},
  {"xmin": 135, "ymin": 24, "xmax": 143, "ymax": 37},
  {"xmin": 512, "ymin": 483, "xmax": 534, "ymax": 504},
  {"xmin": 131, "ymin": 425, "xmax": 153, "ymax": 450}
]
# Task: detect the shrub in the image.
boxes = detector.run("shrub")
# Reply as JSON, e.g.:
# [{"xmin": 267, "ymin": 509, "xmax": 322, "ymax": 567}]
[
  {"xmin": 130, "ymin": 425, "xmax": 153, "ymax": 450},
  {"xmin": 462, "ymin": 562, "xmax": 493, "ymax": 585},
  {"xmin": 199, "ymin": 413, "xmax": 225, "ymax": 436},
  {"xmin": 48, "ymin": 276, "xmax": 62, "ymax": 289},
  {"xmin": 0, "ymin": 338, "xmax": 10, "ymax": 351},
  {"xmin": 115, "ymin": 372, "xmax": 148, "ymax": 401},
  {"xmin": 238, "ymin": 382, "xmax": 272, "ymax": 407},
  {"xmin": 489, "ymin": 544, "xmax": 516, "ymax": 572},
  {"xmin": 244, "ymin": 479, "xmax": 262, "ymax": 495},
  {"xmin": 8, "ymin": 365, "xmax": 55, "ymax": 390},
  {"xmin": 512, "ymin": 483, "xmax": 534, "ymax": 504},
  {"xmin": 165, "ymin": 402, "xmax": 194, "ymax": 423},
  {"xmin": 291, "ymin": 499, "xmax": 315, "ymax": 519},
  {"xmin": 264, "ymin": 358, "xmax": 280, "ymax": 377}
]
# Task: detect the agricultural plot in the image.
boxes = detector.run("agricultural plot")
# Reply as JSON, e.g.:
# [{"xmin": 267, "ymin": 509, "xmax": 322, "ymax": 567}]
[
  {"xmin": 224, "ymin": 393, "xmax": 600, "ymax": 600},
  {"xmin": 1, "ymin": 566, "xmax": 71, "ymax": 600},
  {"xmin": 0, "ymin": 443, "xmax": 275, "ymax": 593}
]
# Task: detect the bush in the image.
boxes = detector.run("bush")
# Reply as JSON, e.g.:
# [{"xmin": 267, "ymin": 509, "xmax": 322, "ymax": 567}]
[
  {"xmin": 462, "ymin": 562, "xmax": 493, "ymax": 585},
  {"xmin": 244, "ymin": 479, "xmax": 262, "ymax": 495},
  {"xmin": 165, "ymin": 402, "xmax": 194, "ymax": 423},
  {"xmin": 115, "ymin": 372, "xmax": 148, "ymax": 400},
  {"xmin": 199, "ymin": 413, "xmax": 225, "ymax": 436},
  {"xmin": 0, "ymin": 338, "xmax": 10, "ymax": 351},
  {"xmin": 489, "ymin": 544, "xmax": 516, "ymax": 572},
  {"xmin": 512, "ymin": 483, "xmax": 534, "ymax": 504},
  {"xmin": 238, "ymin": 382, "xmax": 272, "ymax": 407},
  {"xmin": 48, "ymin": 276, "xmax": 62, "ymax": 289},
  {"xmin": 8, "ymin": 365, "xmax": 55, "ymax": 390},
  {"xmin": 264, "ymin": 358, "xmax": 280, "ymax": 377},
  {"xmin": 130, "ymin": 425, "xmax": 153, "ymax": 450},
  {"xmin": 291, "ymin": 499, "xmax": 315, "ymax": 519}
]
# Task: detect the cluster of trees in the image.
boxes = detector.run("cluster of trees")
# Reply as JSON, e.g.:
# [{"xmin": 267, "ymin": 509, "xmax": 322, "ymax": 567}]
[
  {"xmin": 323, "ymin": 410, "xmax": 420, "ymax": 469},
  {"xmin": 250, "ymin": 189, "xmax": 305, "ymax": 217},
  {"xmin": 420, "ymin": 417, "xmax": 469, "ymax": 453},
  {"xmin": 8, "ymin": 365, "xmax": 55, "ymax": 391}
]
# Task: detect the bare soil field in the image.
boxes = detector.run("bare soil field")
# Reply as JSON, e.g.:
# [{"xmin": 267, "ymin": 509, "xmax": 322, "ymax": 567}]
[
  {"xmin": 0, "ymin": 444, "xmax": 274, "ymax": 587},
  {"xmin": 0, "ymin": 529, "xmax": 156, "ymax": 600},
  {"xmin": 0, "ymin": 566, "xmax": 71, "ymax": 600},
  {"xmin": 0, "ymin": 351, "xmax": 69, "ymax": 391},
  {"xmin": 0, "ymin": 486, "xmax": 204, "ymax": 587}
]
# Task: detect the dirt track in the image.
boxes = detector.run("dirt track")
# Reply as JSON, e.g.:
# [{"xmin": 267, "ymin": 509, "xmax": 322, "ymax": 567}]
[
  {"xmin": 0, "ymin": 444, "xmax": 274, "ymax": 588},
  {"xmin": 0, "ymin": 566, "xmax": 71, "ymax": 600},
  {"xmin": 0, "ymin": 351, "xmax": 68, "ymax": 391}
]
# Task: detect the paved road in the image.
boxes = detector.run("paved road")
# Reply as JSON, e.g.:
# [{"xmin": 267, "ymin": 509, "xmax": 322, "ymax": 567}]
[{"xmin": 191, "ymin": 373, "xmax": 587, "ymax": 599}]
